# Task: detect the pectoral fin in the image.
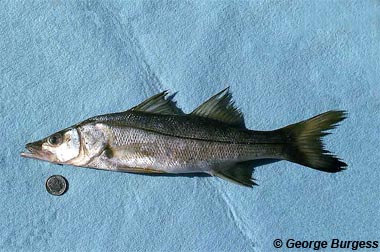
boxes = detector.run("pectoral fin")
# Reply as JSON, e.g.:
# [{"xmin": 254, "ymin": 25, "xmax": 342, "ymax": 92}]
[
  {"xmin": 212, "ymin": 161, "xmax": 257, "ymax": 187},
  {"xmin": 102, "ymin": 146, "xmax": 165, "ymax": 174}
]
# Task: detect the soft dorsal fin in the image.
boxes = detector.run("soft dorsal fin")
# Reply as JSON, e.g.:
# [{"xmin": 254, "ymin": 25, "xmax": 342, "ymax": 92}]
[
  {"xmin": 132, "ymin": 91, "xmax": 183, "ymax": 115},
  {"xmin": 191, "ymin": 88, "xmax": 245, "ymax": 127},
  {"xmin": 212, "ymin": 161, "xmax": 257, "ymax": 188}
]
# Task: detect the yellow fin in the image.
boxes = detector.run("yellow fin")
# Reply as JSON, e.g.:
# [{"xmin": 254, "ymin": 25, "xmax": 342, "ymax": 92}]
[
  {"xmin": 212, "ymin": 161, "xmax": 257, "ymax": 187},
  {"xmin": 117, "ymin": 166, "xmax": 165, "ymax": 174}
]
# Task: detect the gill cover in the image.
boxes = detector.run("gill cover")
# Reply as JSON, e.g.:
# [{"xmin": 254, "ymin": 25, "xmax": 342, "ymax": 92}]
[{"xmin": 45, "ymin": 128, "xmax": 81, "ymax": 163}]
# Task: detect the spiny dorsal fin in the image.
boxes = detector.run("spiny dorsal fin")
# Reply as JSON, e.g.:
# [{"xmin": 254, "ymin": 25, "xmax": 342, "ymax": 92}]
[
  {"xmin": 191, "ymin": 88, "xmax": 245, "ymax": 127},
  {"xmin": 212, "ymin": 161, "xmax": 257, "ymax": 188},
  {"xmin": 132, "ymin": 91, "xmax": 183, "ymax": 115}
]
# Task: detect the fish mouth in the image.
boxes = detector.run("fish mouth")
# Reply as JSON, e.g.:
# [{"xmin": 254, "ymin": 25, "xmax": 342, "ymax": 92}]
[{"xmin": 21, "ymin": 142, "xmax": 51, "ymax": 161}]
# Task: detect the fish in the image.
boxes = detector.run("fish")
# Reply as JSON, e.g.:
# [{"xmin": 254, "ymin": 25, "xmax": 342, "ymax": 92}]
[{"xmin": 21, "ymin": 88, "xmax": 347, "ymax": 187}]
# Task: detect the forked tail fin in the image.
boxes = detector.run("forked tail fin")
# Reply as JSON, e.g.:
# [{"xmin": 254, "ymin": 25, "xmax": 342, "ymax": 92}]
[{"xmin": 280, "ymin": 110, "xmax": 347, "ymax": 172}]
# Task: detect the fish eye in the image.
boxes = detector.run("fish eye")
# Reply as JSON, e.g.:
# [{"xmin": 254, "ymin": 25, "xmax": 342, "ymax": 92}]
[{"xmin": 48, "ymin": 133, "xmax": 63, "ymax": 146}]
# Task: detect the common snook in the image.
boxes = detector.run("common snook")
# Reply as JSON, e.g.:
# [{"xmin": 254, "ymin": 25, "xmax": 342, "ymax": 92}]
[{"xmin": 21, "ymin": 88, "xmax": 347, "ymax": 187}]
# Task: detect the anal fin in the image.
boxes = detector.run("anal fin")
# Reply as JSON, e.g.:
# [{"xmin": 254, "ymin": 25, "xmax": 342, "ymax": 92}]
[{"xmin": 212, "ymin": 161, "xmax": 257, "ymax": 188}]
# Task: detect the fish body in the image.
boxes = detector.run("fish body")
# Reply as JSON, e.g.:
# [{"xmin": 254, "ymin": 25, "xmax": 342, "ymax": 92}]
[{"xmin": 21, "ymin": 88, "xmax": 347, "ymax": 187}]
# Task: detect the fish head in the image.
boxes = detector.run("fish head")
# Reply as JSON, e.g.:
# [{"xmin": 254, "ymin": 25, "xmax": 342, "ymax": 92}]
[{"xmin": 21, "ymin": 128, "xmax": 81, "ymax": 164}]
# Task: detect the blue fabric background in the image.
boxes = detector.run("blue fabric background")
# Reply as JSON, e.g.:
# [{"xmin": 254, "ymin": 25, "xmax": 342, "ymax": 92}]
[{"xmin": 1, "ymin": 1, "xmax": 379, "ymax": 251}]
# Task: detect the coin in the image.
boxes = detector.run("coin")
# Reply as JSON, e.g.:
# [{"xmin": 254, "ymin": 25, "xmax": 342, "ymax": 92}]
[{"xmin": 45, "ymin": 175, "xmax": 68, "ymax": 196}]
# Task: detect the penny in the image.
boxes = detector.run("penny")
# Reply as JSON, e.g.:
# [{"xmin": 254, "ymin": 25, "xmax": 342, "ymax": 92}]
[{"xmin": 45, "ymin": 175, "xmax": 68, "ymax": 196}]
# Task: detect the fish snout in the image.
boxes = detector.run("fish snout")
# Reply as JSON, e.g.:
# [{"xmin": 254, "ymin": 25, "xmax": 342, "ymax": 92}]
[
  {"xmin": 21, "ymin": 141, "xmax": 44, "ymax": 159},
  {"xmin": 25, "ymin": 142, "xmax": 41, "ymax": 152},
  {"xmin": 25, "ymin": 142, "xmax": 33, "ymax": 151}
]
